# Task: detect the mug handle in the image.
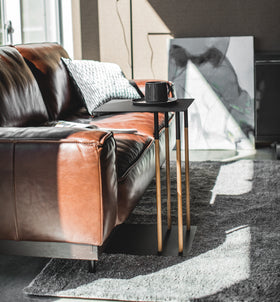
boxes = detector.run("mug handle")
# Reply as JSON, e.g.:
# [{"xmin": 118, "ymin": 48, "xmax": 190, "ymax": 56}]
[{"xmin": 167, "ymin": 81, "xmax": 176, "ymax": 98}]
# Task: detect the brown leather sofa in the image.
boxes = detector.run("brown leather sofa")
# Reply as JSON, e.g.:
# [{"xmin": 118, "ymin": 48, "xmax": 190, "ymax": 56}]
[{"xmin": 0, "ymin": 43, "xmax": 173, "ymax": 263}]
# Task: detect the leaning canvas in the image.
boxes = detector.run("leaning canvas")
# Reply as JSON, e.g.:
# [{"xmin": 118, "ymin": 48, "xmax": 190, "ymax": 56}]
[{"xmin": 168, "ymin": 36, "xmax": 254, "ymax": 150}]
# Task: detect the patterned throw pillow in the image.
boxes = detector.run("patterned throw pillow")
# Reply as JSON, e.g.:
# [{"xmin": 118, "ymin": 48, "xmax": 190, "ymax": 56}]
[{"xmin": 61, "ymin": 58, "xmax": 141, "ymax": 114}]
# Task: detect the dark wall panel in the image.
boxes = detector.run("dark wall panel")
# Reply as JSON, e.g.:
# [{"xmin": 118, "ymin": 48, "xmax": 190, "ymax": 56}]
[
  {"xmin": 80, "ymin": 0, "xmax": 100, "ymax": 60},
  {"xmin": 148, "ymin": 0, "xmax": 280, "ymax": 52}
]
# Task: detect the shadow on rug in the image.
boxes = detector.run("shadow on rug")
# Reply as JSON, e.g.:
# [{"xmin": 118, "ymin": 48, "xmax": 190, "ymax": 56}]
[{"xmin": 24, "ymin": 160, "xmax": 280, "ymax": 302}]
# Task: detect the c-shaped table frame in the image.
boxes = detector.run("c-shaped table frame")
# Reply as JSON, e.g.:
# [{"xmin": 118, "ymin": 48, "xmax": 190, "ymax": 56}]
[
  {"xmin": 91, "ymin": 97, "xmax": 194, "ymax": 255},
  {"xmin": 154, "ymin": 111, "xmax": 191, "ymax": 254}
]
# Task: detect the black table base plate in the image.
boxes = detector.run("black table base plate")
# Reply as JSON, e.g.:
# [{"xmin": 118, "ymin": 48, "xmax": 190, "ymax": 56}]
[{"xmin": 104, "ymin": 224, "xmax": 196, "ymax": 257}]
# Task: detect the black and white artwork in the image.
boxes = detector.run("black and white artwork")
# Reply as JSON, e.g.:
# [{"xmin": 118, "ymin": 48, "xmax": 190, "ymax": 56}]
[{"xmin": 168, "ymin": 36, "xmax": 254, "ymax": 150}]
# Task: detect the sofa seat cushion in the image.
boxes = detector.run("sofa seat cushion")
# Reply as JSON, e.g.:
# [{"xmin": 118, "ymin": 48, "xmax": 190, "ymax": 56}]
[
  {"xmin": 114, "ymin": 133, "xmax": 153, "ymax": 178},
  {"xmin": 0, "ymin": 46, "xmax": 49, "ymax": 127},
  {"xmin": 14, "ymin": 43, "xmax": 83, "ymax": 120},
  {"xmin": 113, "ymin": 132, "xmax": 155, "ymax": 224},
  {"xmin": 95, "ymin": 112, "xmax": 170, "ymax": 224},
  {"xmin": 92, "ymin": 112, "xmax": 166, "ymax": 138},
  {"xmin": 114, "ymin": 128, "xmax": 168, "ymax": 225}
]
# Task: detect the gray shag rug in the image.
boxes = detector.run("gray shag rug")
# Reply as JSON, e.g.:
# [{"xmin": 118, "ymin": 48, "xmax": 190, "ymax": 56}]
[{"xmin": 24, "ymin": 160, "xmax": 280, "ymax": 301}]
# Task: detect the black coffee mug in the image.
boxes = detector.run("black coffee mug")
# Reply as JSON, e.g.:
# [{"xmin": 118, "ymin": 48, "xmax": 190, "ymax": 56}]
[{"xmin": 145, "ymin": 81, "xmax": 171, "ymax": 103}]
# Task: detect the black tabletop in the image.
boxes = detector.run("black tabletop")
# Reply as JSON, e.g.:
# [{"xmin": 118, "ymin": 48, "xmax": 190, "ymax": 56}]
[{"xmin": 92, "ymin": 98, "xmax": 194, "ymax": 113}]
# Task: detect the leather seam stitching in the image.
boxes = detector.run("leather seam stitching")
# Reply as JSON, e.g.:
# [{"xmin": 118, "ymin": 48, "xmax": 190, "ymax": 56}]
[{"xmin": 0, "ymin": 140, "xmax": 104, "ymax": 145}]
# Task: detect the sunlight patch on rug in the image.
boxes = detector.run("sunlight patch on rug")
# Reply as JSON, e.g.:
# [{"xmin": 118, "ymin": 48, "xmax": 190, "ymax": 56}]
[{"xmin": 210, "ymin": 160, "xmax": 253, "ymax": 204}]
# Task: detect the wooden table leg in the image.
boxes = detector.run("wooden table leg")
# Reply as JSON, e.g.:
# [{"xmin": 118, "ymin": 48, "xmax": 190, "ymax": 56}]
[
  {"xmin": 165, "ymin": 113, "xmax": 171, "ymax": 230},
  {"xmin": 154, "ymin": 113, "xmax": 162, "ymax": 253},
  {"xmin": 176, "ymin": 112, "xmax": 183, "ymax": 254},
  {"xmin": 184, "ymin": 111, "xmax": 191, "ymax": 231}
]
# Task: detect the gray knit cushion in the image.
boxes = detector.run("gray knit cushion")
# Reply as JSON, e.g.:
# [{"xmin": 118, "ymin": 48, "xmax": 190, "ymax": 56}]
[{"xmin": 61, "ymin": 58, "xmax": 141, "ymax": 114}]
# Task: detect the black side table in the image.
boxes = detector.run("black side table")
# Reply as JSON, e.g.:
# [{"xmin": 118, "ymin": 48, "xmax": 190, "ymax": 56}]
[{"xmin": 93, "ymin": 98, "xmax": 194, "ymax": 254}]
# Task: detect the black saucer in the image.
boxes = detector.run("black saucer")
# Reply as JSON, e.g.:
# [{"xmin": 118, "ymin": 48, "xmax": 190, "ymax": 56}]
[{"xmin": 132, "ymin": 98, "xmax": 177, "ymax": 106}]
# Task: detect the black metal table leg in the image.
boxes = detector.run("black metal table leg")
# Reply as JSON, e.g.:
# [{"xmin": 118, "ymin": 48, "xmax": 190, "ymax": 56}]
[
  {"xmin": 165, "ymin": 112, "xmax": 172, "ymax": 230},
  {"xmin": 175, "ymin": 112, "xmax": 183, "ymax": 254}
]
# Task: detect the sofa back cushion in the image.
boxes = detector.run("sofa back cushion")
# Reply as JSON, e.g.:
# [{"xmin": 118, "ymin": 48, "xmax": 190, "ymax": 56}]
[
  {"xmin": 14, "ymin": 43, "xmax": 83, "ymax": 120},
  {"xmin": 0, "ymin": 46, "xmax": 49, "ymax": 127},
  {"xmin": 61, "ymin": 58, "xmax": 141, "ymax": 115}
]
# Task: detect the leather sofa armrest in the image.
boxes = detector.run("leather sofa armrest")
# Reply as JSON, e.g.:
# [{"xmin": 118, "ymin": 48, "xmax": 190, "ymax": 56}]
[{"xmin": 0, "ymin": 127, "xmax": 118, "ymax": 246}]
